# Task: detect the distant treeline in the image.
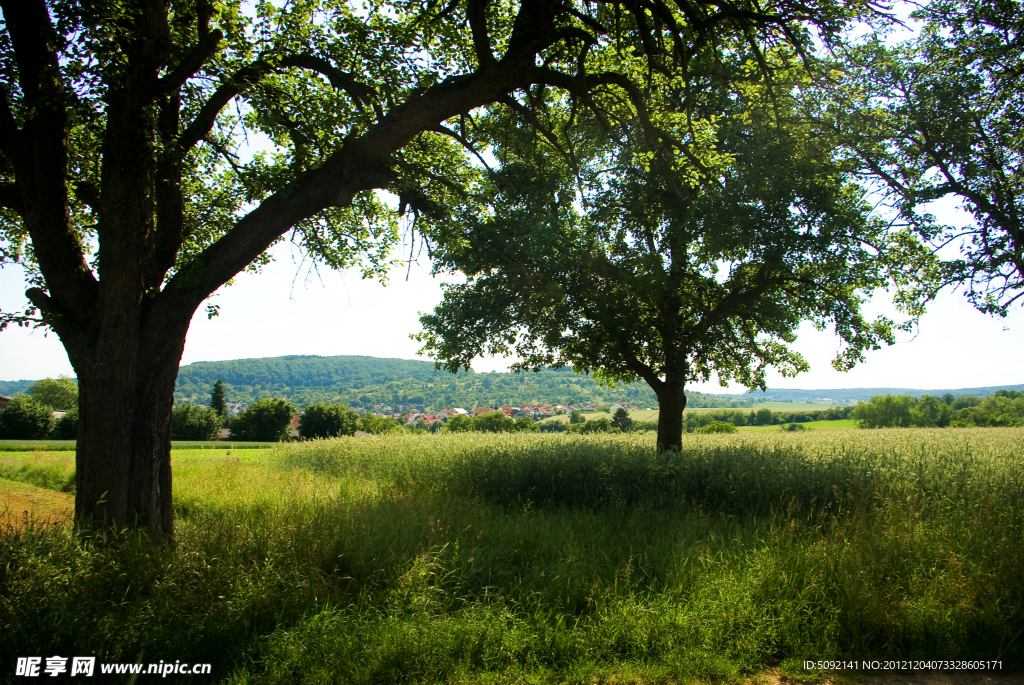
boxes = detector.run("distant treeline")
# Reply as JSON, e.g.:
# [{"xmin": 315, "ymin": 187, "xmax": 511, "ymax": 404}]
[
  {"xmin": 680, "ymin": 406, "xmax": 854, "ymax": 432},
  {"xmin": 172, "ymin": 355, "xmax": 753, "ymax": 411},
  {"xmin": 852, "ymin": 390, "xmax": 1024, "ymax": 428}
]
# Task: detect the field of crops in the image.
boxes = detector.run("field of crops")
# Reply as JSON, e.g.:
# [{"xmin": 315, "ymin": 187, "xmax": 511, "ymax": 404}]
[{"xmin": 2, "ymin": 429, "xmax": 1023, "ymax": 683}]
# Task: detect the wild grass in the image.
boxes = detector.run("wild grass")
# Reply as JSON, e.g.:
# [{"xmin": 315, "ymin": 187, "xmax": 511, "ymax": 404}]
[
  {"xmin": 1, "ymin": 429, "xmax": 1022, "ymax": 684},
  {"xmin": 0, "ymin": 440, "xmax": 276, "ymax": 452}
]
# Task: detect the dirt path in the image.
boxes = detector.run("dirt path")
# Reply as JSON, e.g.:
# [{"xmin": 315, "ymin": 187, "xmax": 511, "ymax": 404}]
[{"xmin": 0, "ymin": 477, "xmax": 73, "ymax": 530}]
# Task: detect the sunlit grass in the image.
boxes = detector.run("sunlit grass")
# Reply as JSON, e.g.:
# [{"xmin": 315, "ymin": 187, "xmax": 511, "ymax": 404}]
[{"xmin": 1, "ymin": 429, "xmax": 1022, "ymax": 683}]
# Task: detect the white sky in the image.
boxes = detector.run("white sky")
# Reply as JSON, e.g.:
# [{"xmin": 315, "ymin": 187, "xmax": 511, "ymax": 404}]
[{"xmin": 2, "ymin": 236, "xmax": 1022, "ymax": 392}]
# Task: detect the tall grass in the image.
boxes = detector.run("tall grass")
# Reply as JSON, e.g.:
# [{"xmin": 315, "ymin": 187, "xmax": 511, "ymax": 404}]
[{"xmin": 1, "ymin": 430, "xmax": 1022, "ymax": 684}]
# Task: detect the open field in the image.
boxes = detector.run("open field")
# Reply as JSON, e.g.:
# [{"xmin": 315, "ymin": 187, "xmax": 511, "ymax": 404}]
[
  {"xmin": 2, "ymin": 430, "xmax": 1022, "ymax": 683},
  {"xmin": 749, "ymin": 401, "xmax": 849, "ymax": 411},
  {"xmin": 0, "ymin": 439, "xmax": 277, "ymax": 452},
  {"xmin": 738, "ymin": 420, "xmax": 858, "ymax": 432}
]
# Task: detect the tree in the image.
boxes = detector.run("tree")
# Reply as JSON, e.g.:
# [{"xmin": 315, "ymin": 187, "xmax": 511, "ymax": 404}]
[
  {"xmin": 229, "ymin": 397, "xmax": 295, "ymax": 442},
  {"xmin": 49, "ymin": 405, "xmax": 79, "ymax": 440},
  {"xmin": 169, "ymin": 404, "xmax": 221, "ymax": 440},
  {"xmin": 838, "ymin": 0, "xmax": 1024, "ymax": 315},
  {"xmin": 442, "ymin": 413, "xmax": 475, "ymax": 433},
  {"xmin": 610, "ymin": 408, "xmax": 633, "ymax": 432},
  {"xmin": 0, "ymin": 394, "xmax": 54, "ymax": 439},
  {"xmin": 28, "ymin": 376, "xmax": 78, "ymax": 410},
  {"xmin": 851, "ymin": 395, "xmax": 916, "ymax": 428},
  {"xmin": 417, "ymin": 51, "xmax": 906, "ymax": 452},
  {"xmin": 0, "ymin": 0, "xmax": 870, "ymax": 535},
  {"xmin": 298, "ymin": 402, "xmax": 358, "ymax": 439},
  {"xmin": 568, "ymin": 410, "xmax": 585, "ymax": 425},
  {"xmin": 210, "ymin": 380, "xmax": 227, "ymax": 422},
  {"xmin": 358, "ymin": 413, "xmax": 401, "ymax": 435}
]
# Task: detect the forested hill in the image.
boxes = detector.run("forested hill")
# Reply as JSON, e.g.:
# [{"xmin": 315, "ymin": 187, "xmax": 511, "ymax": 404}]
[{"xmin": 172, "ymin": 355, "xmax": 749, "ymax": 411}]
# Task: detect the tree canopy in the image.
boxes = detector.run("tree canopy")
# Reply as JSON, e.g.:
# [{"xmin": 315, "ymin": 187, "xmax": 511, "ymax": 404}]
[
  {"xmin": 837, "ymin": 0, "xmax": 1024, "ymax": 315},
  {"xmin": 418, "ymin": 46, "xmax": 909, "ymax": 450},
  {"xmin": 28, "ymin": 375, "xmax": 78, "ymax": 410}
]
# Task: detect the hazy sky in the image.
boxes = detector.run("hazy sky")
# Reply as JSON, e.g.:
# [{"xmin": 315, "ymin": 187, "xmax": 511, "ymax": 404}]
[{"xmin": 2, "ymin": 236, "xmax": 1022, "ymax": 392}]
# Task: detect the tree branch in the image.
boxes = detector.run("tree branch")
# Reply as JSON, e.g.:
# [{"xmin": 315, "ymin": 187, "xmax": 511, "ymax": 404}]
[{"xmin": 156, "ymin": 29, "xmax": 223, "ymax": 94}]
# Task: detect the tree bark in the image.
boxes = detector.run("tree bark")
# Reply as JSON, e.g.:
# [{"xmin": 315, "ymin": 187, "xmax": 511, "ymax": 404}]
[
  {"xmin": 68, "ymin": 302, "xmax": 192, "ymax": 537},
  {"xmin": 655, "ymin": 375, "xmax": 687, "ymax": 452}
]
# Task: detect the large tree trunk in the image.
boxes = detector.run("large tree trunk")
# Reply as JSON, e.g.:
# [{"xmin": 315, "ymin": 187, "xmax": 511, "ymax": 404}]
[
  {"xmin": 67, "ymin": 307, "xmax": 192, "ymax": 538},
  {"xmin": 655, "ymin": 376, "xmax": 687, "ymax": 452}
]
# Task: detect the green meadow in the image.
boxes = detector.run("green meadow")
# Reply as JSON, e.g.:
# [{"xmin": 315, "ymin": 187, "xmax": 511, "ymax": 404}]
[{"xmin": 2, "ymin": 429, "xmax": 1023, "ymax": 683}]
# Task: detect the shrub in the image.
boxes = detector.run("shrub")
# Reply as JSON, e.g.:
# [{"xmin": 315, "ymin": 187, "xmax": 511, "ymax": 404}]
[
  {"xmin": 170, "ymin": 404, "xmax": 222, "ymax": 441},
  {"xmin": 358, "ymin": 414, "xmax": 402, "ymax": 435},
  {"xmin": 49, "ymin": 406, "xmax": 79, "ymax": 440},
  {"xmin": 230, "ymin": 398, "xmax": 296, "ymax": 442},
  {"xmin": 695, "ymin": 420, "xmax": 737, "ymax": 434},
  {"xmin": 781, "ymin": 422, "xmax": 807, "ymax": 432},
  {"xmin": 299, "ymin": 403, "xmax": 358, "ymax": 439},
  {"xmin": 579, "ymin": 418, "xmax": 612, "ymax": 434},
  {"xmin": 0, "ymin": 394, "xmax": 55, "ymax": 439},
  {"xmin": 473, "ymin": 411, "xmax": 516, "ymax": 433},
  {"xmin": 441, "ymin": 414, "xmax": 475, "ymax": 433}
]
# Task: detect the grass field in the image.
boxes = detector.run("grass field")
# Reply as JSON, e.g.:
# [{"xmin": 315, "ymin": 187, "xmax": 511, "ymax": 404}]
[
  {"xmin": 737, "ymin": 420, "xmax": 858, "ymax": 432},
  {"xmin": 0, "ymin": 439, "xmax": 278, "ymax": 452},
  {"xmin": 2, "ymin": 430, "xmax": 1022, "ymax": 683}
]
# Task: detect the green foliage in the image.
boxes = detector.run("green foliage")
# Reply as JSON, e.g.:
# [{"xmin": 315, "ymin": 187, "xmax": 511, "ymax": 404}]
[
  {"xmin": 229, "ymin": 398, "xmax": 296, "ymax": 442},
  {"xmin": 852, "ymin": 391, "xmax": 1023, "ymax": 428},
  {"xmin": 298, "ymin": 403, "xmax": 358, "ymax": 439},
  {"xmin": 569, "ymin": 410, "xmax": 585, "ymax": 424},
  {"xmin": 441, "ymin": 414, "xmax": 475, "ymax": 433},
  {"xmin": 210, "ymin": 380, "xmax": 227, "ymax": 420},
  {"xmin": 0, "ymin": 394, "xmax": 55, "ymax": 439},
  {"xmin": 610, "ymin": 408, "xmax": 633, "ymax": 432},
  {"xmin": 49, "ymin": 406, "xmax": 79, "ymax": 440},
  {"xmin": 417, "ymin": 46, "xmax": 909, "ymax": 452},
  {"xmin": 472, "ymin": 411, "xmax": 517, "ymax": 434},
  {"xmin": 28, "ymin": 376, "xmax": 78, "ymax": 410},
  {"xmin": 170, "ymin": 405, "xmax": 223, "ymax": 441},
  {"xmin": 781, "ymin": 423, "xmax": 807, "ymax": 432},
  {"xmin": 852, "ymin": 395, "xmax": 918, "ymax": 428},
  {"xmin": 173, "ymin": 355, "xmax": 742, "ymax": 411},
  {"xmin": 358, "ymin": 414, "xmax": 402, "ymax": 435},
  {"xmin": 838, "ymin": 0, "xmax": 1024, "ymax": 315},
  {"xmin": 695, "ymin": 421, "xmax": 738, "ymax": 434}
]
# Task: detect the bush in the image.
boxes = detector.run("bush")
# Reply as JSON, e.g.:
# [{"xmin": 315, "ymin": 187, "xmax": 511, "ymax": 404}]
[
  {"xmin": 441, "ymin": 414, "xmax": 475, "ymax": 433},
  {"xmin": 473, "ymin": 411, "xmax": 516, "ymax": 433},
  {"xmin": 579, "ymin": 418, "xmax": 612, "ymax": 434},
  {"xmin": 781, "ymin": 422, "xmax": 807, "ymax": 432},
  {"xmin": 568, "ymin": 410, "xmax": 585, "ymax": 424},
  {"xmin": 230, "ymin": 398, "xmax": 296, "ymax": 442},
  {"xmin": 694, "ymin": 420, "xmax": 737, "ymax": 434},
  {"xmin": 299, "ymin": 403, "xmax": 358, "ymax": 439},
  {"xmin": 0, "ymin": 394, "xmax": 55, "ymax": 439},
  {"xmin": 49, "ymin": 406, "xmax": 79, "ymax": 440},
  {"xmin": 170, "ymin": 404, "xmax": 222, "ymax": 441},
  {"xmin": 358, "ymin": 414, "xmax": 402, "ymax": 435}
]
